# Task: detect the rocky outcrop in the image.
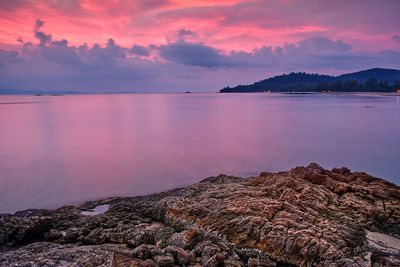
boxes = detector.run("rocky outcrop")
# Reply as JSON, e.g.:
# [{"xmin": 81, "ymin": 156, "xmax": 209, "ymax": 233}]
[{"xmin": 0, "ymin": 164, "xmax": 399, "ymax": 266}]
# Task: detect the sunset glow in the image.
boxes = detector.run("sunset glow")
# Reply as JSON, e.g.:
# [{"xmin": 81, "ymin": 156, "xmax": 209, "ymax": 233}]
[{"xmin": 0, "ymin": 0, "xmax": 399, "ymax": 92}]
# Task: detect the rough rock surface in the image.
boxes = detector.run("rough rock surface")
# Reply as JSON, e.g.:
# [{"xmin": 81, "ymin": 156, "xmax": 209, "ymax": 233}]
[{"xmin": 0, "ymin": 164, "xmax": 399, "ymax": 266}]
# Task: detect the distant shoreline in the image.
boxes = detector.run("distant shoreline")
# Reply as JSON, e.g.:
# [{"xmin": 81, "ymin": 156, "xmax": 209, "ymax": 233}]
[
  {"xmin": 322, "ymin": 91, "xmax": 400, "ymax": 96},
  {"xmin": 219, "ymin": 91, "xmax": 400, "ymax": 96},
  {"xmin": 1, "ymin": 91, "xmax": 399, "ymax": 96}
]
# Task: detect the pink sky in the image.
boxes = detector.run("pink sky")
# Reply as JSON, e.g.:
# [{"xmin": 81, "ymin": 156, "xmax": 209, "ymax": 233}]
[
  {"xmin": 0, "ymin": 0, "xmax": 399, "ymax": 92},
  {"xmin": 1, "ymin": 0, "xmax": 399, "ymax": 51}
]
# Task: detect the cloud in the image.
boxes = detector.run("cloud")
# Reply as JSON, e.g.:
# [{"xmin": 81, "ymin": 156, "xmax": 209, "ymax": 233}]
[
  {"xmin": 0, "ymin": 49, "xmax": 20, "ymax": 63},
  {"xmin": 0, "ymin": 19, "xmax": 400, "ymax": 93},
  {"xmin": 33, "ymin": 18, "xmax": 52, "ymax": 46},
  {"xmin": 0, "ymin": 0, "xmax": 29, "ymax": 11},
  {"xmin": 130, "ymin": 45, "xmax": 150, "ymax": 56},
  {"xmin": 1, "ymin": 0, "xmax": 398, "ymax": 56},
  {"xmin": 35, "ymin": 31, "xmax": 52, "ymax": 46},
  {"xmin": 34, "ymin": 18, "xmax": 44, "ymax": 32},
  {"xmin": 158, "ymin": 41, "xmax": 234, "ymax": 68},
  {"xmin": 178, "ymin": 29, "xmax": 195, "ymax": 37},
  {"xmin": 155, "ymin": 37, "xmax": 379, "ymax": 71},
  {"xmin": 136, "ymin": 0, "xmax": 170, "ymax": 11},
  {"xmin": 295, "ymin": 37, "xmax": 351, "ymax": 54}
]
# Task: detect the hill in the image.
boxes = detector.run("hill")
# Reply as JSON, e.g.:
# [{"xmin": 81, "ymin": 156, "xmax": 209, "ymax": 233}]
[
  {"xmin": 220, "ymin": 68, "xmax": 400, "ymax": 93},
  {"xmin": 337, "ymin": 68, "xmax": 400, "ymax": 83}
]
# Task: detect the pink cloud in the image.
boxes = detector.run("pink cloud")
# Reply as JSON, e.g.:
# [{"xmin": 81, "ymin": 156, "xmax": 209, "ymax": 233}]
[{"xmin": 1, "ymin": 0, "xmax": 399, "ymax": 52}]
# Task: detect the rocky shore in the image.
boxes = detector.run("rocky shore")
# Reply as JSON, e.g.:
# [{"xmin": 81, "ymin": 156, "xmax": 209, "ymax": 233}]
[{"xmin": 1, "ymin": 163, "xmax": 399, "ymax": 267}]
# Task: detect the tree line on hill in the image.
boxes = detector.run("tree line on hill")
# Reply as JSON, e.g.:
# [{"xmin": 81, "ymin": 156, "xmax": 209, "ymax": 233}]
[
  {"xmin": 275, "ymin": 78, "xmax": 399, "ymax": 93},
  {"xmin": 220, "ymin": 68, "xmax": 400, "ymax": 93}
]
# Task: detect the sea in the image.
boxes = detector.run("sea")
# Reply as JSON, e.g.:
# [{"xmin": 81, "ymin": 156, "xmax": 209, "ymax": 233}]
[{"xmin": 0, "ymin": 93, "xmax": 399, "ymax": 213}]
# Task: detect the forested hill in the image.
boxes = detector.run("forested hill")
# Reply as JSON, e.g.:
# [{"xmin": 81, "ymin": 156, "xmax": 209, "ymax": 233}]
[
  {"xmin": 337, "ymin": 68, "xmax": 400, "ymax": 83},
  {"xmin": 220, "ymin": 68, "xmax": 400, "ymax": 93}
]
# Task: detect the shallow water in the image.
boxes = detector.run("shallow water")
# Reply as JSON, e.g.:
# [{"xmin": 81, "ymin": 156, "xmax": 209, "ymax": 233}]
[{"xmin": 0, "ymin": 93, "xmax": 399, "ymax": 213}]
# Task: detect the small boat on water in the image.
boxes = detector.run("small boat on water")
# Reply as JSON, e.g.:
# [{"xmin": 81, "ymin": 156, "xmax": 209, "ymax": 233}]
[{"xmin": 186, "ymin": 91, "xmax": 191, "ymax": 94}]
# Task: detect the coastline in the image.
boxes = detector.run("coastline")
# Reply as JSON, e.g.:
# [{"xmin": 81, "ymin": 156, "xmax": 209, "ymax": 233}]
[
  {"xmin": 219, "ymin": 91, "xmax": 400, "ymax": 96},
  {"xmin": 322, "ymin": 92, "xmax": 400, "ymax": 96},
  {"xmin": 1, "ymin": 163, "xmax": 399, "ymax": 266}
]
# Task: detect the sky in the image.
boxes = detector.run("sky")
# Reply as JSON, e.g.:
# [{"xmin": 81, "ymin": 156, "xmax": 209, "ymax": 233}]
[{"xmin": 0, "ymin": 0, "xmax": 399, "ymax": 93}]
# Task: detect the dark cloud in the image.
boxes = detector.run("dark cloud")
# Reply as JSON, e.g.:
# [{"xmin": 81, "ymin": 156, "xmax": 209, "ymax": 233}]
[
  {"xmin": 130, "ymin": 45, "xmax": 150, "ymax": 56},
  {"xmin": 33, "ymin": 18, "xmax": 52, "ymax": 46},
  {"xmin": 35, "ymin": 31, "xmax": 52, "ymax": 46},
  {"xmin": 178, "ymin": 29, "xmax": 195, "ymax": 37},
  {"xmin": 0, "ymin": 49, "xmax": 20, "ymax": 62},
  {"xmin": 158, "ymin": 41, "xmax": 234, "ymax": 68},
  {"xmin": 393, "ymin": 35, "xmax": 400, "ymax": 42},
  {"xmin": 34, "ymin": 18, "xmax": 44, "ymax": 32},
  {"xmin": 155, "ymin": 37, "xmax": 356, "ymax": 69},
  {"xmin": 295, "ymin": 37, "xmax": 351, "ymax": 53}
]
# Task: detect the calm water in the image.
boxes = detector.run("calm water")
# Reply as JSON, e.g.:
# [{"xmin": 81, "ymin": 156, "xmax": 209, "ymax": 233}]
[{"xmin": 1, "ymin": 93, "xmax": 399, "ymax": 213}]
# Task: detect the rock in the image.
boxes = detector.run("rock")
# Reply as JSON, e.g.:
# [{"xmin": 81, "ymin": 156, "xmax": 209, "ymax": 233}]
[
  {"xmin": 0, "ymin": 164, "xmax": 399, "ymax": 266},
  {"xmin": 247, "ymin": 255, "xmax": 276, "ymax": 267},
  {"xmin": 223, "ymin": 256, "xmax": 244, "ymax": 267},
  {"xmin": 112, "ymin": 252, "xmax": 157, "ymax": 267},
  {"xmin": 164, "ymin": 164, "xmax": 400, "ymax": 266},
  {"xmin": 164, "ymin": 245, "xmax": 195, "ymax": 265},
  {"xmin": 154, "ymin": 227, "xmax": 175, "ymax": 248},
  {"xmin": 153, "ymin": 254, "xmax": 175, "ymax": 266},
  {"xmin": 0, "ymin": 242, "xmax": 126, "ymax": 267},
  {"xmin": 0, "ymin": 215, "xmax": 53, "ymax": 246},
  {"xmin": 201, "ymin": 245, "xmax": 220, "ymax": 265},
  {"xmin": 166, "ymin": 229, "xmax": 203, "ymax": 250},
  {"xmin": 132, "ymin": 244, "xmax": 153, "ymax": 259},
  {"xmin": 371, "ymin": 250, "xmax": 400, "ymax": 267},
  {"xmin": 141, "ymin": 217, "xmax": 153, "ymax": 223},
  {"xmin": 126, "ymin": 228, "xmax": 155, "ymax": 248},
  {"xmin": 43, "ymin": 229, "xmax": 63, "ymax": 241},
  {"xmin": 203, "ymin": 252, "xmax": 227, "ymax": 267}
]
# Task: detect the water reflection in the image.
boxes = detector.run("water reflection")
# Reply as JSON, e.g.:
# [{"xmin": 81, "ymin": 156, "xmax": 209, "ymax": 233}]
[{"xmin": 0, "ymin": 93, "xmax": 399, "ymax": 213}]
